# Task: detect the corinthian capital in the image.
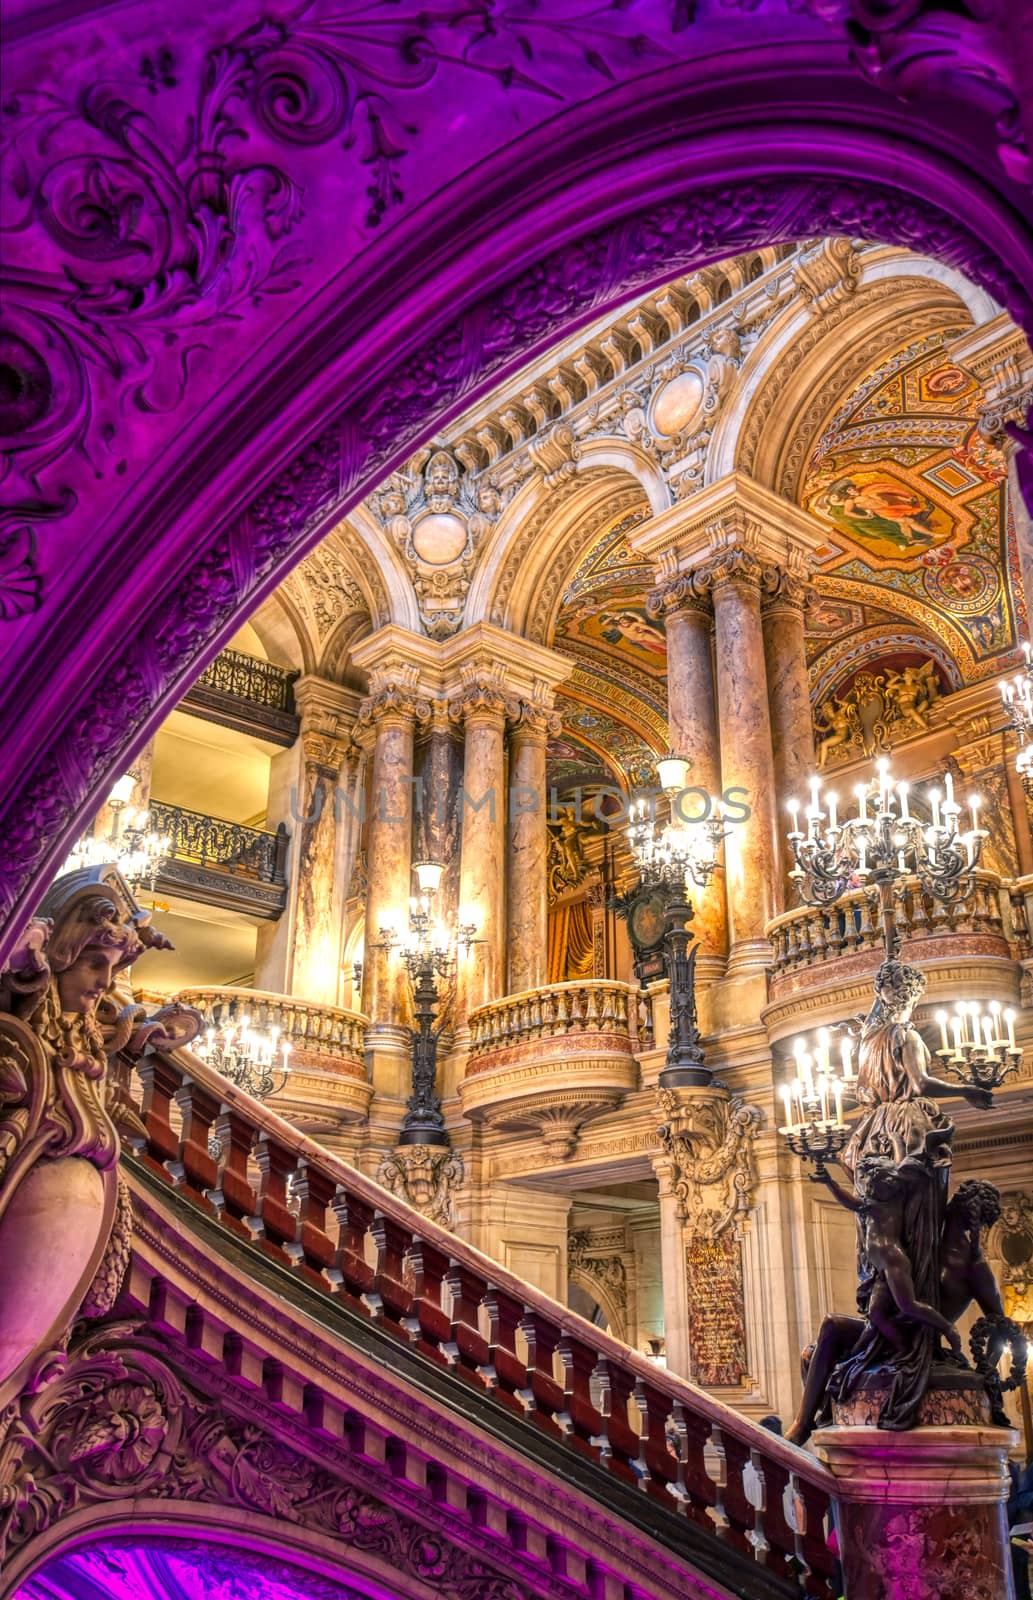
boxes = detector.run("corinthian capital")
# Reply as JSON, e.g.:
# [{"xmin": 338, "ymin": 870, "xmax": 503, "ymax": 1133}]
[
  {"xmin": 646, "ymin": 572, "xmax": 713, "ymax": 621},
  {"xmin": 507, "ymin": 699, "xmax": 562, "ymax": 738},
  {"xmin": 447, "ymin": 664, "xmax": 511, "ymax": 725},
  {"xmin": 760, "ymin": 563, "xmax": 812, "ymax": 614},
  {"xmin": 356, "ymin": 672, "xmax": 433, "ymax": 734}
]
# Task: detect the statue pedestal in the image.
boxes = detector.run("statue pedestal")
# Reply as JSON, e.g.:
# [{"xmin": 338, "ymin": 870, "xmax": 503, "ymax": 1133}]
[{"xmin": 813, "ymin": 1422, "xmax": 1018, "ymax": 1600}]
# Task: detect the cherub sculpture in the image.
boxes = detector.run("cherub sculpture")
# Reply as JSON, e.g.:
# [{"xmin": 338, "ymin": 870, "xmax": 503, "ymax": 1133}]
[
  {"xmin": 884, "ymin": 660, "xmax": 940, "ymax": 734},
  {"xmin": 815, "ymin": 693, "xmax": 859, "ymax": 769}
]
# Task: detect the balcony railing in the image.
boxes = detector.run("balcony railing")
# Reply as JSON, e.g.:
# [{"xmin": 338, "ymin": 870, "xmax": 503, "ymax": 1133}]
[
  {"xmin": 182, "ymin": 647, "xmax": 300, "ymax": 745},
  {"xmin": 123, "ymin": 1040, "xmax": 840, "ymax": 1600},
  {"xmin": 768, "ymin": 871, "xmax": 1009, "ymax": 984},
  {"xmin": 174, "ymin": 987, "xmax": 366, "ymax": 1073},
  {"xmin": 150, "ymin": 801, "xmax": 289, "ymax": 918},
  {"xmin": 468, "ymin": 980, "xmax": 637, "ymax": 1058}
]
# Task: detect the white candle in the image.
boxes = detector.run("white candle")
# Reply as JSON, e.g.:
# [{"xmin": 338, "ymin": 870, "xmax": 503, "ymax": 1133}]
[
  {"xmin": 855, "ymin": 784, "xmax": 868, "ymax": 823},
  {"xmin": 969, "ymin": 795, "xmax": 981, "ymax": 833},
  {"xmin": 834, "ymin": 1080, "xmax": 844, "ymax": 1127},
  {"xmin": 944, "ymin": 771, "xmax": 954, "ymax": 809},
  {"xmin": 780, "ymin": 1082, "xmax": 792, "ymax": 1126},
  {"xmin": 788, "ymin": 798, "xmax": 800, "ymax": 834},
  {"xmin": 951, "ymin": 1016, "xmax": 963, "ymax": 1055},
  {"xmin": 802, "ymin": 1052, "xmax": 815, "ymax": 1101},
  {"xmin": 817, "ymin": 1028, "xmax": 831, "ymax": 1074},
  {"xmin": 898, "ymin": 782, "xmax": 909, "ymax": 820},
  {"xmin": 840, "ymin": 1036, "xmax": 853, "ymax": 1079},
  {"xmin": 817, "ymin": 1074, "xmax": 829, "ymax": 1123},
  {"xmin": 1006, "ymin": 1008, "xmax": 1017, "ymax": 1049},
  {"xmin": 897, "ymin": 850, "xmax": 906, "ymax": 871},
  {"xmin": 936, "ymin": 1011, "xmax": 949, "ymax": 1053},
  {"xmin": 930, "ymin": 789, "xmax": 942, "ymax": 829}
]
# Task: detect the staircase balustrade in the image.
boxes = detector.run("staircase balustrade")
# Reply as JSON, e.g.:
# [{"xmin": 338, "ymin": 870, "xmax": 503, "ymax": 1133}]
[{"xmin": 123, "ymin": 1038, "xmax": 840, "ymax": 1599}]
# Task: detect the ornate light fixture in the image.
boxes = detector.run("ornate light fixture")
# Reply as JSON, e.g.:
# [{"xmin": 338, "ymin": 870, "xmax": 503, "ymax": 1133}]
[
  {"xmin": 1000, "ymin": 642, "xmax": 1033, "ymax": 795},
  {"xmin": 64, "ymin": 771, "xmax": 170, "ymax": 894},
  {"xmin": 932, "ymin": 1000, "xmax": 1022, "ymax": 1092},
  {"xmin": 786, "ymin": 758, "xmax": 986, "ymax": 957},
  {"xmin": 777, "ymin": 1026, "xmax": 853, "ymax": 1176},
  {"xmin": 627, "ymin": 755, "xmax": 728, "ymax": 890},
  {"xmin": 195, "ymin": 1010, "xmax": 291, "ymax": 1101},
  {"xmin": 376, "ymin": 860, "xmax": 479, "ymax": 1146},
  {"xmin": 618, "ymin": 757, "xmax": 728, "ymax": 1088}
]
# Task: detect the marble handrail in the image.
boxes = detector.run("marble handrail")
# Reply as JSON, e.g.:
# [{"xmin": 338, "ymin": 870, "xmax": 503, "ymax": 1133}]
[
  {"xmin": 173, "ymin": 986, "xmax": 367, "ymax": 1068},
  {"xmin": 124, "ymin": 1039, "xmax": 840, "ymax": 1599},
  {"xmin": 768, "ymin": 870, "xmax": 1008, "ymax": 978},
  {"xmin": 468, "ymin": 980, "xmax": 639, "ymax": 1056}
]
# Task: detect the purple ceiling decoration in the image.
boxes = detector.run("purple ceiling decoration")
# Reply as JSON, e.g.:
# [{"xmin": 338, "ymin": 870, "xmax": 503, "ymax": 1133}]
[{"xmin": 0, "ymin": 0, "xmax": 1031, "ymax": 958}]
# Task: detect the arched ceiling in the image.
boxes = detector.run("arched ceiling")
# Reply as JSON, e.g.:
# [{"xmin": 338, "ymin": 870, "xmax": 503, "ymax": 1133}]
[
  {"xmin": 15, "ymin": 1538, "xmax": 371, "ymax": 1600},
  {"xmin": 801, "ymin": 332, "xmax": 1024, "ymax": 693}
]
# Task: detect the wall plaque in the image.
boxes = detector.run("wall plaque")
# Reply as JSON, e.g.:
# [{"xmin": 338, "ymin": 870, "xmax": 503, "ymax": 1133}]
[{"xmin": 686, "ymin": 1232, "xmax": 748, "ymax": 1386}]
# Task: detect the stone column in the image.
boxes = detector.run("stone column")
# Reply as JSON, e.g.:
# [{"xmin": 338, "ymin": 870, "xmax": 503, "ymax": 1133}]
[
  {"xmin": 814, "ymin": 1425, "xmax": 1018, "ymax": 1600},
  {"xmin": 648, "ymin": 580, "xmax": 728, "ymax": 978},
  {"xmin": 708, "ymin": 544, "xmax": 782, "ymax": 974},
  {"xmin": 358, "ymin": 688, "xmax": 423, "ymax": 1044},
  {"xmin": 451, "ymin": 678, "xmax": 508, "ymax": 1025},
  {"xmin": 506, "ymin": 702, "xmax": 556, "ymax": 994},
  {"xmin": 760, "ymin": 568, "xmax": 815, "ymax": 884}
]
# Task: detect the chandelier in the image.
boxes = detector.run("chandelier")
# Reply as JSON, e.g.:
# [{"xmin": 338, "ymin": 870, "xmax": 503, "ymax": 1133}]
[
  {"xmin": 787, "ymin": 759, "xmax": 985, "ymax": 955},
  {"xmin": 64, "ymin": 772, "xmax": 170, "ymax": 893},
  {"xmin": 1000, "ymin": 643, "xmax": 1033, "ymax": 792},
  {"xmin": 195, "ymin": 1011, "xmax": 292, "ymax": 1101},
  {"xmin": 778, "ymin": 1026, "xmax": 855, "ymax": 1176},
  {"xmin": 933, "ymin": 1000, "xmax": 1022, "ymax": 1092},
  {"xmin": 627, "ymin": 755, "xmax": 728, "ymax": 889}
]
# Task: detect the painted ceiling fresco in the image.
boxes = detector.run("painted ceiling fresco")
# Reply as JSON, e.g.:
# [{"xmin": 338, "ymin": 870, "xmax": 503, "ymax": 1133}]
[
  {"xmin": 802, "ymin": 334, "xmax": 1026, "ymax": 687},
  {"xmin": 549, "ymin": 512, "xmax": 666, "ymax": 793}
]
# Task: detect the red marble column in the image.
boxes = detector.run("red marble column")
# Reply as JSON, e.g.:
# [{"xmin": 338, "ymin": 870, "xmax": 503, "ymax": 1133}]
[
  {"xmin": 359, "ymin": 698, "xmax": 418, "ymax": 1036},
  {"xmin": 761, "ymin": 569, "xmax": 815, "ymax": 885},
  {"xmin": 649, "ymin": 582, "xmax": 728, "ymax": 977},
  {"xmin": 452, "ymin": 686, "xmax": 508, "ymax": 1023},
  {"xmin": 709, "ymin": 549, "xmax": 782, "ymax": 973},
  {"xmin": 507, "ymin": 704, "xmax": 554, "ymax": 994}
]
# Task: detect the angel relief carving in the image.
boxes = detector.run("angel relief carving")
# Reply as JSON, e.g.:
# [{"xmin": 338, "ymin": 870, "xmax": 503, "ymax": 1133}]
[{"xmin": 815, "ymin": 659, "xmax": 942, "ymax": 769}]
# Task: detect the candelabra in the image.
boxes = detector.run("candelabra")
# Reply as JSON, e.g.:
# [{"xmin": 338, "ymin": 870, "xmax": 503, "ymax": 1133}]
[
  {"xmin": 778, "ymin": 1026, "xmax": 855, "ymax": 1177},
  {"xmin": 376, "ymin": 860, "xmax": 478, "ymax": 1146},
  {"xmin": 1000, "ymin": 642, "xmax": 1033, "ymax": 796},
  {"xmin": 787, "ymin": 758, "xmax": 986, "ymax": 957},
  {"xmin": 932, "ymin": 1000, "xmax": 1023, "ymax": 1092},
  {"xmin": 64, "ymin": 771, "xmax": 170, "ymax": 893},
  {"xmin": 195, "ymin": 1011, "xmax": 292, "ymax": 1101},
  {"xmin": 622, "ymin": 756, "xmax": 727, "ymax": 1087}
]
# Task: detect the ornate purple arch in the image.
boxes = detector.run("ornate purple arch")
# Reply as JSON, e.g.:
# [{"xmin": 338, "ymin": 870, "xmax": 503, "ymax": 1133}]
[{"xmin": 1, "ymin": 0, "xmax": 1032, "ymax": 959}]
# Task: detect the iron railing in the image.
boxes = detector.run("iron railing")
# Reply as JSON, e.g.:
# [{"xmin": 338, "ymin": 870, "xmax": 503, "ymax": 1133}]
[
  {"xmin": 150, "ymin": 801, "xmax": 288, "ymax": 884},
  {"xmin": 193, "ymin": 647, "xmax": 297, "ymax": 712}
]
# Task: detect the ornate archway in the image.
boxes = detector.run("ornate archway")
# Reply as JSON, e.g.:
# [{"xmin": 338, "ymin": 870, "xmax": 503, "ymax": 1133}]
[{"xmin": 1, "ymin": 4, "xmax": 1031, "ymax": 958}]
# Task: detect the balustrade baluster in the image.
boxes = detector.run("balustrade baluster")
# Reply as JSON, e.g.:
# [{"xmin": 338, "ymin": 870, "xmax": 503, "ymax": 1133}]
[
  {"xmin": 405, "ymin": 1237, "xmax": 452, "ymax": 1359},
  {"xmin": 811, "ymin": 911, "xmax": 827, "ymax": 962},
  {"xmin": 482, "ymin": 1285, "xmax": 528, "ymax": 1403},
  {"xmin": 584, "ymin": 986, "xmax": 599, "ymax": 1027},
  {"xmin": 290, "ymin": 1159, "xmax": 337, "ymax": 1275},
  {"xmin": 669, "ymin": 1402, "xmax": 717, "ymax": 1529},
  {"xmin": 209, "ymin": 1106, "xmax": 258, "ymax": 1227},
  {"xmin": 252, "ymin": 1133, "xmax": 299, "ymax": 1252},
  {"xmin": 136, "ymin": 1054, "xmax": 184, "ymax": 1173},
  {"xmin": 592, "ymin": 1355, "xmax": 638, "ymax": 1477},
  {"xmin": 557, "ymin": 1332, "xmax": 602, "ymax": 1451},
  {"xmin": 555, "ymin": 991, "xmax": 569, "ymax": 1029},
  {"xmin": 444, "ymin": 1262, "xmax": 490, "ymax": 1376},
  {"xmin": 328, "ymin": 1188, "xmax": 376, "ymax": 1301},
  {"xmin": 519, "ymin": 1309, "xmax": 565, "ymax": 1433},
  {"xmin": 369, "ymin": 1212, "xmax": 414, "ymax": 1328},
  {"xmin": 710, "ymin": 1425, "xmax": 756, "ymax": 1558},
  {"xmin": 792, "ymin": 1474, "xmax": 839, "ymax": 1599},
  {"xmin": 631, "ymin": 1377, "xmax": 676, "ymax": 1497},
  {"xmin": 750, "ymin": 1447, "xmax": 796, "ymax": 1583},
  {"xmin": 170, "ymin": 1077, "xmax": 221, "ymax": 1198},
  {"xmin": 908, "ymin": 880, "xmax": 927, "ymax": 936}
]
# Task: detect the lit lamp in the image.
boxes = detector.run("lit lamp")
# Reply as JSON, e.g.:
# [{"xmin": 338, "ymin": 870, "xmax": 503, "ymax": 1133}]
[
  {"xmin": 376, "ymin": 859, "xmax": 478, "ymax": 1146},
  {"xmin": 786, "ymin": 758, "xmax": 986, "ymax": 958},
  {"xmin": 1000, "ymin": 642, "xmax": 1033, "ymax": 795},
  {"xmin": 63, "ymin": 770, "xmax": 170, "ymax": 893},
  {"xmin": 621, "ymin": 756, "xmax": 728, "ymax": 1088},
  {"xmin": 932, "ymin": 1000, "xmax": 1022, "ymax": 1092},
  {"xmin": 778, "ymin": 1025, "xmax": 854, "ymax": 1177},
  {"xmin": 195, "ymin": 1009, "xmax": 291, "ymax": 1101}
]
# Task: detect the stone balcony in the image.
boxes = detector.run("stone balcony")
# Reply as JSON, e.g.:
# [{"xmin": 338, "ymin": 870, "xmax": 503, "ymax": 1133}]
[
  {"xmin": 459, "ymin": 981, "xmax": 642, "ymax": 1159},
  {"xmin": 173, "ymin": 986, "xmax": 373, "ymax": 1126},
  {"xmin": 181, "ymin": 646, "xmax": 300, "ymax": 746},
  {"xmin": 763, "ymin": 871, "xmax": 1024, "ymax": 1042},
  {"xmin": 151, "ymin": 801, "xmax": 289, "ymax": 919}
]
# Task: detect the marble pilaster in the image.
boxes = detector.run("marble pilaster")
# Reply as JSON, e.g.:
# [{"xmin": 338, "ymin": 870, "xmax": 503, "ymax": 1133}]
[
  {"xmin": 760, "ymin": 568, "xmax": 815, "ymax": 884},
  {"xmin": 290, "ymin": 677, "xmax": 361, "ymax": 1007},
  {"xmin": 358, "ymin": 691, "xmax": 423, "ymax": 1045},
  {"xmin": 648, "ymin": 580, "xmax": 728, "ymax": 977},
  {"xmin": 451, "ymin": 679, "xmax": 508, "ymax": 1023},
  {"xmin": 506, "ymin": 703, "xmax": 556, "ymax": 994}
]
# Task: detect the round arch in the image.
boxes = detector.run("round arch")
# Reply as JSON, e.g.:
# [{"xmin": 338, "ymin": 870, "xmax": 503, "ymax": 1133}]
[{"xmin": 1, "ymin": 39, "xmax": 1031, "ymax": 959}]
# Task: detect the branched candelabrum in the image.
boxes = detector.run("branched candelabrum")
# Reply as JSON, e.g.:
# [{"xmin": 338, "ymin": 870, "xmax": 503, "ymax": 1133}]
[
  {"xmin": 196, "ymin": 1012, "xmax": 291, "ymax": 1101},
  {"xmin": 778, "ymin": 1026, "xmax": 854, "ymax": 1178},
  {"xmin": 375, "ymin": 861, "xmax": 478, "ymax": 1147},
  {"xmin": 786, "ymin": 758, "xmax": 987, "ymax": 958},
  {"xmin": 625, "ymin": 756, "xmax": 728, "ymax": 1087},
  {"xmin": 1000, "ymin": 641, "xmax": 1033, "ymax": 798},
  {"xmin": 932, "ymin": 1000, "xmax": 1023, "ymax": 1092}
]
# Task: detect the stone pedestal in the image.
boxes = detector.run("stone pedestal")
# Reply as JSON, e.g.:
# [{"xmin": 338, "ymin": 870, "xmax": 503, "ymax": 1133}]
[{"xmin": 813, "ymin": 1422, "xmax": 1018, "ymax": 1600}]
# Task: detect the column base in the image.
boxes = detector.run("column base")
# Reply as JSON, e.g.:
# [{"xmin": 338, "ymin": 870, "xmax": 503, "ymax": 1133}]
[
  {"xmin": 366, "ymin": 1025, "xmax": 413, "ymax": 1100},
  {"xmin": 812, "ymin": 1421, "xmax": 1018, "ymax": 1600}
]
